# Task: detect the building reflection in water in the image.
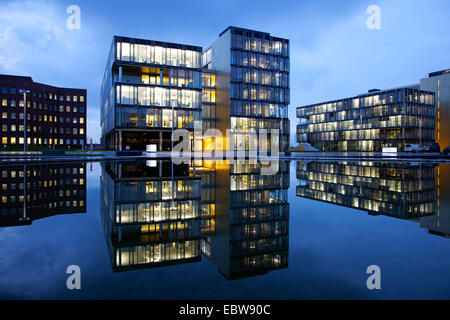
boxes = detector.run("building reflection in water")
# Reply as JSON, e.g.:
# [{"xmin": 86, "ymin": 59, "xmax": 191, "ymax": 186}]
[
  {"xmin": 100, "ymin": 159, "xmax": 290, "ymax": 279},
  {"xmin": 0, "ymin": 163, "xmax": 87, "ymax": 227},
  {"xmin": 296, "ymin": 160, "xmax": 450, "ymax": 237}
]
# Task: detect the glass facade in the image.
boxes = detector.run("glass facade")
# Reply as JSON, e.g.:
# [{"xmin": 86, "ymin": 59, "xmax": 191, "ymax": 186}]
[
  {"xmin": 100, "ymin": 159, "xmax": 289, "ymax": 278},
  {"xmin": 214, "ymin": 27, "xmax": 290, "ymax": 152},
  {"xmin": 297, "ymin": 87, "xmax": 435, "ymax": 151},
  {"xmin": 101, "ymin": 28, "xmax": 290, "ymax": 152},
  {"xmin": 100, "ymin": 161, "xmax": 209, "ymax": 271},
  {"xmin": 420, "ymin": 69, "xmax": 450, "ymax": 149},
  {"xmin": 296, "ymin": 161, "xmax": 436, "ymax": 219},
  {"xmin": 101, "ymin": 36, "xmax": 202, "ymax": 150}
]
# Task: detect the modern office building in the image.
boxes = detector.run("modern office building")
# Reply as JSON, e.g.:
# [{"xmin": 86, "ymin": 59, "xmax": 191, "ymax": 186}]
[
  {"xmin": 420, "ymin": 69, "xmax": 450, "ymax": 149},
  {"xmin": 0, "ymin": 163, "xmax": 86, "ymax": 227},
  {"xmin": 101, "ymin": 27, "xmax": 290, "ymax": 152},
  {"xmin": 99, "ymin": 159, "xmax": 290, "ymax": 279},
  {"xmin": 0, "ymin": 75, "xmax": 87, "ymax": 149},
  {"xmin": 296, "ymin": 87, "xmax": 435, "ymax": 152},
  {"xmin": 100, "ymin": 160, "xmax": 215, "ymax": 271},
  {"xmin": 296, "ymin": 161, "xmax": 436, "ymax": 220},
  {"xmin": 204, "ymin": 160, "xmax": 290, "ymax": 279},
  {"xmin": 419, "ymin": 162, "xmax": 450, "ymax": 238},
  {"xmin": 204, "ymin": 26, "xmax": 290, "ymax": 152},
  {"xmin": 100, "ymin": 36, "xmax": 203, "ymax": 151}
]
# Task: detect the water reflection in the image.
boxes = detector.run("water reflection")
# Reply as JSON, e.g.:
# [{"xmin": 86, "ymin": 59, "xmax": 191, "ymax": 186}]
[
  {"xmin": 0, "ymin": 163, "xmax": 86, "ymax": 227},
  {"xmin": 296, "ymin": 161, "xmax": 450, "ymax": 237},
  {"xmin": 100, "ymin": 160, "xmax": 290, "ymax": 279}
]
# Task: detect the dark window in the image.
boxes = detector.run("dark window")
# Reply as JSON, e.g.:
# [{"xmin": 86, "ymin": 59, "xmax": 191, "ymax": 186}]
[
  {"xmin": 10, "ymin": 88, "xmax": 16, "ymax": 94},
  {"xmin": 2, "ymin": 87, "xmax": 7, "ymax": 94}
]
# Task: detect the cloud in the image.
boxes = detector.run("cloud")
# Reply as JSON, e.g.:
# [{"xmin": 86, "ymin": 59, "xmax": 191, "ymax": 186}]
[
  {"xmin": 0, "ymin": 0, "xmax": 102, "ymax": 141},
  {"xmin": 288, "ymin": 0, "xmax": 450, "ymax": 124},
  {"xmin": 0, "ymin": 0, "xmax": 71, "ymax": 70}
]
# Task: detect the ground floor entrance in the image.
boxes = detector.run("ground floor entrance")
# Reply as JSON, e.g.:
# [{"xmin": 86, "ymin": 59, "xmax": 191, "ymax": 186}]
[{"xmin": 106, "ymin": 130, "xmax": 175, "ymax": 151}]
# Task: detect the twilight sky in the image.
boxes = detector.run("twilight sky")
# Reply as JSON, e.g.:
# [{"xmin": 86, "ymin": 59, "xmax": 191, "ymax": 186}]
[{"xmin": 0, "ymin": 0, "xmax": 448, "ymax": 143}]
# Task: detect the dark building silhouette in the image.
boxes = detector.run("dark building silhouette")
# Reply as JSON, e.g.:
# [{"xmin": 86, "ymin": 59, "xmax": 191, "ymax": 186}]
[
  {"xmin": 419, "ymin": 163, "xmax": 450, "ymax": 238},
  {"xmin": 0, "ymin": 163, "xmax": 86, "ymax": 227},
  {"xmin": 0, "ymin": 74, "xmax": 87, "ymax": 149}
]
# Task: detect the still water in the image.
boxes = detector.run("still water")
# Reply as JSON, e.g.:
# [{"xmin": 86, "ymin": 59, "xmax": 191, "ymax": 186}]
[{"xmin": 0, "ymin": 159, "xmax": 449, "ymax": 299}]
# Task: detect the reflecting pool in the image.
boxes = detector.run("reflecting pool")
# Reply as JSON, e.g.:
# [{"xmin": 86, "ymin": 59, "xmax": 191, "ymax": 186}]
[{"xmin": 0, "ymin": 160, "xmax": 449, "ymax": 299}]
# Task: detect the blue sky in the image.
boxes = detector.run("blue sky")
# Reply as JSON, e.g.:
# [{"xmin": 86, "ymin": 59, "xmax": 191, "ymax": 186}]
[{"xmin": 0, "ymin": 0, "xmax": 448, "ymax": 143}]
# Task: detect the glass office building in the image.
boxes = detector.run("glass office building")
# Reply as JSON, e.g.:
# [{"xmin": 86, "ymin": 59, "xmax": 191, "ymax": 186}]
[
  {"xmin": 100, "ymin": 160, "xmax": 212, "ymax": 271},
  {"xmin": 420, "ymin": 69, "xmax": 450, "ymax": 149},
  {"xmin": 99, "ymin": 159, "xmax": 290, "ymax": 278},
  {"xmin": 296, "ymin": 161, "xmax": 436, "ymax": 220},
  {"xmin": 204, "ymin": 160, "xmax": 290, "ymax": 280},
  {"xmin": 204, "ymin": 27, "xmax": 290, "ymax": 152},
  {"xmin": 297, "ymin": 87, "xmax": 435, "ymax": 152},
  {"xmin": 296, "ymin": 160, "xmax": 450, "ymax": 238},
  {"xmin": 100, "ymin": 36, "xmax": 202, "ymax": 150}
]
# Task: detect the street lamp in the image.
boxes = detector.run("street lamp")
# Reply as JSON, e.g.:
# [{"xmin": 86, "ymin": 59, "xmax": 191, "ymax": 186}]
[{"xmin": 19, "ymin": 89, "xmax": 30, "ymax": 152}]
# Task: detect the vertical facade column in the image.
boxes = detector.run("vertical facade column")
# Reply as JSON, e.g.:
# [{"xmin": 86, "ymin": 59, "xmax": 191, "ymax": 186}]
[
  {"xmin": 119, "ymin": 66, "xmax": 123, "ymax": 82},
  {"xmin": 159, "ymin": 131, "xmax": 163, "ymax": 151},
  {"xmin": 118, "ymin": 130, "xmax": 122, "ymax": 151}
]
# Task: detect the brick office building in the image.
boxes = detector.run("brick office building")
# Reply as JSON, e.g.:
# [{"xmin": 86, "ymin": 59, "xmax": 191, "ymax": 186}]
[{"xmin": 0, "ymin": 74, "xmax": 87, "ymax": 149}]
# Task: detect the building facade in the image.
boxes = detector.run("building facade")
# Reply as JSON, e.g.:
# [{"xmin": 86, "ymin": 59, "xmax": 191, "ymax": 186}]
[
  {"xmin": 296, "ymin": 87, "xmax": 435, "ymax": 152},
  {"xmin": 101, "ymin": 27, "xmax": 290, "ymax": 152},
  {"xmin": 296, "ymin": 161, "xmax": 435, "ymax": 219},
  {"xmin": 0, "ymin": 75, "xmax": 86, "ymax": 149},
  {"xmin": 100, "ymin": 160, "xmax": 215, "ymax": 271},
  {"xmin": 204, "ymin": 27, "xmax": 290, "ymax": 152},
  {"xmin": 0, "ymin": 163, "xmax": 86, "ymax": 227},
  {"xmin": 100, "ymin": 36, "xmax": 202, "ymax": 151},
  {"xmin": 420, "ymin": 69, "xmax": 450, "ymax": 149},
  {"xmin": 99, "ymin": 158, "xmax": 290, "ymax": 278}
]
